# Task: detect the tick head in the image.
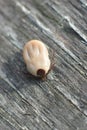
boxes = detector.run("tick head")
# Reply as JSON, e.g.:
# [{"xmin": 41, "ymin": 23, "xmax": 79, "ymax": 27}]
[{"xmin": 37, "ymin": 69, "xmax": 46, "ymax": 78}]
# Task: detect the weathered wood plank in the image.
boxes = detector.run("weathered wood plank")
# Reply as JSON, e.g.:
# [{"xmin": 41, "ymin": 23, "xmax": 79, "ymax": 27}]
[{"xmin": 0, "ymin": 0, "xmax": 87, "ymax": 130}]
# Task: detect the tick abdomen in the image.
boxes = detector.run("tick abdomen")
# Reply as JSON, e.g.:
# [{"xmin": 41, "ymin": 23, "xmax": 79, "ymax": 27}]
[{"xmin": 23, "ymin": 40, "xmax": 51, "ymax": 77}]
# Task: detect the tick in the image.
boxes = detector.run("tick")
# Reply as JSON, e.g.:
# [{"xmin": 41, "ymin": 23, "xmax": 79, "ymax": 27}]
[{"xmin": 23, "ymin": 40, "xmax": 54, "ymax": 79}]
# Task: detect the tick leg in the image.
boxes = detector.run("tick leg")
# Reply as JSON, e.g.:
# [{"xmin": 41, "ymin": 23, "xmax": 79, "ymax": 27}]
[
  {"xmin": 23, "ymin": 71, "xmax": 34, "ymax": 78},
  {"xmin": 46, "ymin": 50, "xmax": 56, "ymax": 76}
]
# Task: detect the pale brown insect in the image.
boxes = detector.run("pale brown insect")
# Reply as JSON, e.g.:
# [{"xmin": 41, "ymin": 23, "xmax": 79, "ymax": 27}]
[{"xmin": 23, "ymin": 40, "xmax": 54, "ymax": 79}]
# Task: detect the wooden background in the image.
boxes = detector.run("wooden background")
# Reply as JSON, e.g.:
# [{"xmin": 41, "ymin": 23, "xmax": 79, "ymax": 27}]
[{"xmin": 0, "ymin": 0, "xmax": 87, "ymax": 130}]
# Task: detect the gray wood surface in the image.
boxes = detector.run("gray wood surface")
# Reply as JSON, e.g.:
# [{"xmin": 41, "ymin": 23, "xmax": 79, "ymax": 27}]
[{"xmin": 0, "ymin": 0, "xmax": 87, "ymax": 130}]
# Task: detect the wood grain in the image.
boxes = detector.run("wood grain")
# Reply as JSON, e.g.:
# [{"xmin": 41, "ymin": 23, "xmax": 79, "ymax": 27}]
[{"xmin": 0, "ymin": 0, "xmax": 87, "ymax": 130}]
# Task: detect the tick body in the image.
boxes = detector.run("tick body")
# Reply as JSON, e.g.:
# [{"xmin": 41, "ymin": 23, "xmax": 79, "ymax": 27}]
[{"xmin": 23, "ymin": 40, "xmax": 51, "ymax": 78}]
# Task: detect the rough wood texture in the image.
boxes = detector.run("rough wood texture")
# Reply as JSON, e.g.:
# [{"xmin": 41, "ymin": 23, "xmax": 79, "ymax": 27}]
[{"xmin": 0, "ymin": 0, "xmax": 87, "ymax": 130}]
